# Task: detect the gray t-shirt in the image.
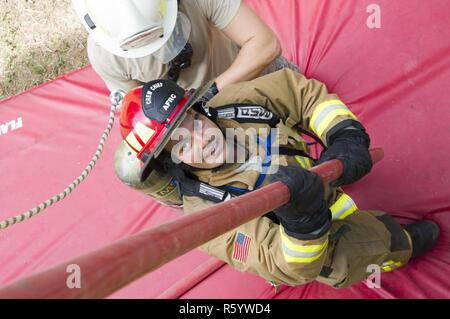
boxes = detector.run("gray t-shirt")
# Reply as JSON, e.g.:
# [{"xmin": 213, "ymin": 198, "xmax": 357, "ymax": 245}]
[{"xmin": 88, "ymin": 0, "xmax": 242, "ymax": 92}]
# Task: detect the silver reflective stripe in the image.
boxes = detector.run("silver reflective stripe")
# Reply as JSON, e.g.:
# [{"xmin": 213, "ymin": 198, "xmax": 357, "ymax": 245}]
[
  {"xmin": 216, "ymin": 108, "xmax": 235, "ymax": 119},
  {"xmin": 331, "ymin": 198, "xmax": 355, "ymax": 220},
  {"xmin": 199, "ymin": 184, "xmax": 224, "ymax": 199},
  {"xmin": 313, "ymin": 104, "xmax": 349, "ymax": 131},
  {"xmin": 281, "ymin": 242, "xmax": 322, "ymax": 258}
]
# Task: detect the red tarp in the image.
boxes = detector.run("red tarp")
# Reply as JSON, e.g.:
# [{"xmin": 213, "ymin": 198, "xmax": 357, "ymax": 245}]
[{"xmin": 1, "ymin": 0, "xmax": 449, "ymax": 298}]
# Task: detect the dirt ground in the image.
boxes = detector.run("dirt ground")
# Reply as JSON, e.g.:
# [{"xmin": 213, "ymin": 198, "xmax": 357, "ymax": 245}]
[{"xmin": 0, "ymin": 0, "xmax": 89, "ymax": 100}]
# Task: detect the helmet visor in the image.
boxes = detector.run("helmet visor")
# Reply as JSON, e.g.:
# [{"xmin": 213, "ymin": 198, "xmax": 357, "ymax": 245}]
[{"xmin": 152, "ymin": 11, "xmax": 191, "ymax": 64}]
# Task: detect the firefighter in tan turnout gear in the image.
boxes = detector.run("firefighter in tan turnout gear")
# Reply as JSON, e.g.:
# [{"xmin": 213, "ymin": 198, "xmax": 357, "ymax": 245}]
[{"xmin": 116, "ymin": 69, "xmax": 440, "ymax": 288}]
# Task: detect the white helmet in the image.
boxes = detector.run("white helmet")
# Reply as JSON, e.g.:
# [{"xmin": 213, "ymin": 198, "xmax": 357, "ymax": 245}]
[{"xmin": 73, "ymin": 0, "xmax": 191, "ymax": 62}]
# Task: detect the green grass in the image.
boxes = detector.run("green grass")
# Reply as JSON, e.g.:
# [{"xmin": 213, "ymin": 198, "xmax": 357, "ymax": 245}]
[{"xmin": 0, "ymin": 0, "xmax": 89, "ymax": 100}]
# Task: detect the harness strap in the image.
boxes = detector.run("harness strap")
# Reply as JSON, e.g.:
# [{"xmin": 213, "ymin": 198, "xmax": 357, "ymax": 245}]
[
  {"xmin": 296, "ymin": 125, "xmax": 328, "ymax": 150},
  {"xmin": 276, "ymin": 147, "xmax": 314, "ymax": 160},
  {"xmin": 151, "ymin": 153, "xmax": 233, "ymax": 203}
]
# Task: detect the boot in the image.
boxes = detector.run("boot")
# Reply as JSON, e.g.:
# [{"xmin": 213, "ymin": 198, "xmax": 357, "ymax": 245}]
[{"xmin": 404, "ymin": 220, "xmax": 440, "ymax": 258}]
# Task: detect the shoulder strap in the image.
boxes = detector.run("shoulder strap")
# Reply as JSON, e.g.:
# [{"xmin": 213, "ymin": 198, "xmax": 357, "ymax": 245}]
[
  {"xmin": 194, "ymin": 103, "xmax": 281, "ymax": 128},
  {"xmin": 212, "ymin": 104, "xmax": 280, "ymax": 127}
]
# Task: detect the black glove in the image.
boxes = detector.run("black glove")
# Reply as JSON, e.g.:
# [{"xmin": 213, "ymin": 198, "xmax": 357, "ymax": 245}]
[
  {"xmin": 269, "ymin": 166, "xmax": 331, "ymax": 240},
  {"xmin": 316, "ymin": 127, "xmax": 373, "ymax": 187}
]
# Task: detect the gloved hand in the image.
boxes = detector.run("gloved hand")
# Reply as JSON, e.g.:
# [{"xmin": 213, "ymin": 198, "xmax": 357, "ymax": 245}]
[
  {"xmin": 269, "ymin": 165, "xmax": 331, "ymax": 240},
  {"xmin": 316, "ymin": 128, "xmax": 373, "ymax": 187}
]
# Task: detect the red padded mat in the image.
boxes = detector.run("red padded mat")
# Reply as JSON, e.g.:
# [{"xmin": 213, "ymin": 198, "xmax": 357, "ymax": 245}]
[{"xmin": 0, "ymin": 0, "xmax": 449, "ymax": 298}]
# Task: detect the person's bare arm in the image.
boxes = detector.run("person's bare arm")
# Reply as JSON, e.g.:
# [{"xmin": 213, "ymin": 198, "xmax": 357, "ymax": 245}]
[{"xmin": 215, "ymin": 2, "xmax": 281, "ymax": 90}]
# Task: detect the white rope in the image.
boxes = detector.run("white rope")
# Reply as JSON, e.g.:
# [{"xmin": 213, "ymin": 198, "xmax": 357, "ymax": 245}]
[{"xmin": 0, "ymin": 91, "xmax": 124, "ymax": 230}]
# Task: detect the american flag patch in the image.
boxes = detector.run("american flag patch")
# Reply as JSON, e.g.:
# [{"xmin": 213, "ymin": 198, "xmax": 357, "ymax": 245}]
[{"xmin": 232, "ymin": 232, "xmax": 252, "ymax": 264}]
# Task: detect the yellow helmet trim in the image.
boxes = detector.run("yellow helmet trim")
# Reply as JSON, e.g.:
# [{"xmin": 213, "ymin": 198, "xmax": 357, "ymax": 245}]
[{"xmin": 160, "ymin": 0, "xmax": 166, "ymax": 18}]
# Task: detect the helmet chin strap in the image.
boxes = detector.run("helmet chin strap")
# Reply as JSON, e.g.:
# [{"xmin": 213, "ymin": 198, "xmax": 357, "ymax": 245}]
[{"xmin": 0, "ymin": 91, "xmax": 125, "ymax": 230}]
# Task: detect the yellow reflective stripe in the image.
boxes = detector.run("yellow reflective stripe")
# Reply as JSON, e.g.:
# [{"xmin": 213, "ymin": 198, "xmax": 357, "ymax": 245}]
[
  {"xmin": 330, "ymin": 193, "xmax": 358, "ymax": 221},
  {"xmin": 306, "ymin": 157, "xmax": 312, "ymax": 168},
  {"xmin": 295, "ymin": 156, "xmax": 306, "ymax": 168},
  {"xmin": 280, "ymin": 227, "xmax": 328, "ymax": 264},
  {"xmin": 382, "ymin": 261, "xmax": 394, "ymax": 271},
  {"xmin": 383, "ymin": 260, "xmax": 403, "ymax": 267},
  {"xmin": 125, "ymin": 132, "xmax": 143, "ymax": 152},
  {"xmin": 295, "ymin": 156, "xmax": 312, "ymax": 169},
  {"xmin": 382, "ymin": 265, "xmax": 394, "ymax": 272},
  {"xmin": 135, "ymin": 121, "xmax": 155, "ymax": 144},
  {"xmin": 310, "ymin": 100, "xmax": 358, "ymax": 138},
  {"xmin": 381, "ymin": 260, "xmax": 403, "ymax": 272}
]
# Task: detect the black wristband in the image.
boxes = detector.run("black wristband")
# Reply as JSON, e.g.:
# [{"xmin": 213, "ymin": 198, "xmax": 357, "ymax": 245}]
[{"xmin": 329, "ymin": 125, "xmax": 371, "ymax": 148}]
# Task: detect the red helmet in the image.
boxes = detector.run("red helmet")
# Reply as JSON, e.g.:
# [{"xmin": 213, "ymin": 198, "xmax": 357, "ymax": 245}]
[{"xmin": 120, "ymin": 79, "xmax": 195, "ymax": 182}]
